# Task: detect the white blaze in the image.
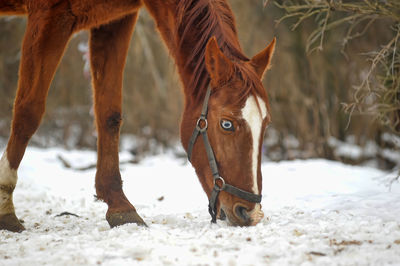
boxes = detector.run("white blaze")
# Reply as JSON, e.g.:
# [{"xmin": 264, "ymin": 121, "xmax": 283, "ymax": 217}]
[
  {"xmin": 0, "ymin": 152, "xmax": 17, "ymax": 214},
  {"xmin": 241, "ymin": 96, "xmax": 267, "ymax": 194}
]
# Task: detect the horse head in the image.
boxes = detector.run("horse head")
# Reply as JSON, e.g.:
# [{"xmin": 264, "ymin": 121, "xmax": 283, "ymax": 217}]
[{"xmin": 181, "ymin": 36, "xmax": 276, "ymax": 226}]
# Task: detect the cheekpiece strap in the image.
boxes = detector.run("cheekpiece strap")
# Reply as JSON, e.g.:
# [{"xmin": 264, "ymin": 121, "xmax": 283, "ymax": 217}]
[{"xmin": 187, "ymin": 86, "xmax": 212, "ymax": 162}]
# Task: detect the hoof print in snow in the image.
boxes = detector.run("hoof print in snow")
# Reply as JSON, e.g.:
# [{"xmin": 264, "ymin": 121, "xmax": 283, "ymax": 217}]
[
  {"xmin": 106, "ymin": 211, "xmax": 147, "ymax": 228},
  {"xmin": 0, "ymin": 213, "xmax": 25, "ymax": 233}
]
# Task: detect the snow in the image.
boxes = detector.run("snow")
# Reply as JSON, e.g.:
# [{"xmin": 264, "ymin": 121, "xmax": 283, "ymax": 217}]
[{"xmin": 1, "ymin": 147, "xmax": 400, "ymax": 265}]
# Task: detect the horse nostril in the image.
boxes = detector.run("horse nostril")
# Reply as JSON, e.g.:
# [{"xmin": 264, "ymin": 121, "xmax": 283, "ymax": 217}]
[
  {"xmin": 219, "ymin": 208, "xmax": 226, "ymax": 220},
  {"xmin": 234, "ymin": 205, "xmax": 251, "ymax": 224}
]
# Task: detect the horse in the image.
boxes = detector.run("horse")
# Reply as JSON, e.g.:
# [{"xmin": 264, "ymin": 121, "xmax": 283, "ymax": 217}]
[{"xmin": 0, "ymin": 0, "xmax": 275, "ymax": 232}]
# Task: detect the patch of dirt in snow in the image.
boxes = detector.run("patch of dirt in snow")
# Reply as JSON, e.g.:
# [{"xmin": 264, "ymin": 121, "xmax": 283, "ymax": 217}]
[{"xmin": 0, "ymin": 147, "xmax": 399, "ymax": 265}]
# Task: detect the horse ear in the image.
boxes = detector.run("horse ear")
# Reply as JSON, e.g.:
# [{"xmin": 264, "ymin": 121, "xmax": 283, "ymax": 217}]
[
  {"xmin": 205, "ymin": 37, "xmax": 233, "ymax": 84},
  {"xmin": 250, "ymin": 37, "xmax": 276, "ymax": 80}
]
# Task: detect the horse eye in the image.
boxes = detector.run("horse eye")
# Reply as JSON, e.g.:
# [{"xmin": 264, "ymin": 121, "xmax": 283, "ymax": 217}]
[{"xmin": 220, "ymin": 119, "xmax": 234, "ymax": 131}]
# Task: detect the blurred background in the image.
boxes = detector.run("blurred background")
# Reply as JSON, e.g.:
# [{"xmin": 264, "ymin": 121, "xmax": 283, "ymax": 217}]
[{"xmin": 0, "ymin": 0, "xmax": 399, "ymax": 170}]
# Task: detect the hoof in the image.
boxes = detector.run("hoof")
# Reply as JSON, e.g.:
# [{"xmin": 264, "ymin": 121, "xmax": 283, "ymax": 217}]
[
  {"xmin": 0, "ymin": 213, "xmax": 25, "ymax": 232},
  {"xmin": 106, "ymin": 210, "xmax": 147, "ymax": 228}
]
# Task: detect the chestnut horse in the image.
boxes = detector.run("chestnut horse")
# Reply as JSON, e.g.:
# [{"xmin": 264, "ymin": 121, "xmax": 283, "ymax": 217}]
[{"xmin": 0, "ymin": 0, "xmax": 275, "ymax": 232}]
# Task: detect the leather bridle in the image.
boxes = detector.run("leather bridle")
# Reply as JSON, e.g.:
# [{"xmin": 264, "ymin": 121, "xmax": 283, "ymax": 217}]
[{"xmin": 187, "ymin": 86, "xmax": 262, "ymax": 223}]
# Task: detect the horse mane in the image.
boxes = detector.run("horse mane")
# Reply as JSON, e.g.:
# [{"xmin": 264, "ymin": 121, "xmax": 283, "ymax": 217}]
[{"xmin": 176, "ymin": 0, "xmax": 267, "ymax": 104}]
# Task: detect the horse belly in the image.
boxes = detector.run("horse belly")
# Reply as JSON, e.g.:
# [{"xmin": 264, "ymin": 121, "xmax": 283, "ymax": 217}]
[
  {"xmin": 0, "ymin": 0, "xmax": 27, "ymax": 15},
  {"xmin": 69, "ymin": 0, "xmax": 143, "ymax": 30}
]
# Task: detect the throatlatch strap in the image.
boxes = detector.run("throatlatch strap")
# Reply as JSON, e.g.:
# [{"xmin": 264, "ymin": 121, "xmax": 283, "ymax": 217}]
[{"xmin": 208, "ymin": 186, "xmax": 220, "ymax": 223}]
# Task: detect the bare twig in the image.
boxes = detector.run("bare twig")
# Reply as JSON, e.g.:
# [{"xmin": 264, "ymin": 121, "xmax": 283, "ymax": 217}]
[
  {"xmin": 57, "ymin": 154, "xmax": 139, "ymax": 171},
  {"xmin": 55, "ymin": 212, "xmax": 80, "ymax": 218},
  {"xmin": 276, "ymin": 0, "xmax": 400, "ymax": 133}
]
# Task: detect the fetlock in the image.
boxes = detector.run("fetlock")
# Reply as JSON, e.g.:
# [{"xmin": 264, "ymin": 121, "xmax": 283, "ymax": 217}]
[{"xmin": 0, "ymin": 152, "xmax": 23, "ymax": 232}]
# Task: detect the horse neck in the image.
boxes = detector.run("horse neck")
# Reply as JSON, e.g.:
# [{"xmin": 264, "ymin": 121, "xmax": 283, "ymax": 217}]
[{"xmin": 144, "ymin": 0, "xmax": 245, "ymax": 107}]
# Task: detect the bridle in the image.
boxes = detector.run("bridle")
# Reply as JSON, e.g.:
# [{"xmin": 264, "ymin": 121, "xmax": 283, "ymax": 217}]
[{"xmin": 187, "ymin": 86, "xmax": 262, "ymax": 223}]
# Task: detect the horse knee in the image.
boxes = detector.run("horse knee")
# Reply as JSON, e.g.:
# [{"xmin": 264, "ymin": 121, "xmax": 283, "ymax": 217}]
[
  {"xmin": 105, "ymin": 112, "xmax": 122, "ymax": 135},
  {"xmin": 12, "ymin": 102, "xmax": 45, "ymax": 142}
]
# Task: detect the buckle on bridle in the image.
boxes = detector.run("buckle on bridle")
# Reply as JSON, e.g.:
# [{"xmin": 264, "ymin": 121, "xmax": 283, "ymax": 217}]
[
  {"xmin": 213, "ymin": 176, "xmax": 225, "ymax": 191},
  {"xmin": 196, "ymin": 116, "xmax": 208, "ymax": 132}
]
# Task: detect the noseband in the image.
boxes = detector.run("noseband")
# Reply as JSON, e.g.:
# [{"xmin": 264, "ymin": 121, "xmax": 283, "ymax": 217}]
[{"xmin": 187, "ymin": 86, "xmax": 262, "ymax": 223}]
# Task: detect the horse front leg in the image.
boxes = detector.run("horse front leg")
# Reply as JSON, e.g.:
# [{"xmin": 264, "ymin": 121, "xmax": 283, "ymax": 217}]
[
  {"xmin": 90, "ymin": 13, "xmax": 146, "ymax": 227},
  {"xmin": 0, "ymin": 8, "xmax": 75, "ymax": 232}
]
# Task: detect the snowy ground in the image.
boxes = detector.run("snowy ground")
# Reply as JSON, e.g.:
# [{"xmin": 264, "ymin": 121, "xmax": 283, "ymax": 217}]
[{"xmin": 0, "ymin": 147, "xmax": 400, "ymax": 265}]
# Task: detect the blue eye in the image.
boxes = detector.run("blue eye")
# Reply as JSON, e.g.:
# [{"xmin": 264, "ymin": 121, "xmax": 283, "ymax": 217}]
[{"xmin": 220, "ymin": 119, "xmax": 234, "ymax": 131}]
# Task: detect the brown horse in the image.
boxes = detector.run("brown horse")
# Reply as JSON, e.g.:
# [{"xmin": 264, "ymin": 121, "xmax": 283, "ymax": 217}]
[{"xmin": 0, "ymin": 0, "xmax": 275, "ymax": 232}]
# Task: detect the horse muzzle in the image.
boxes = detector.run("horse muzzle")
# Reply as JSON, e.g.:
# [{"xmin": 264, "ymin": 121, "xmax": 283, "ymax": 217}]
[{"xmin": 221, "ymin": 203, "xmax": 264, "ymax": 226}]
